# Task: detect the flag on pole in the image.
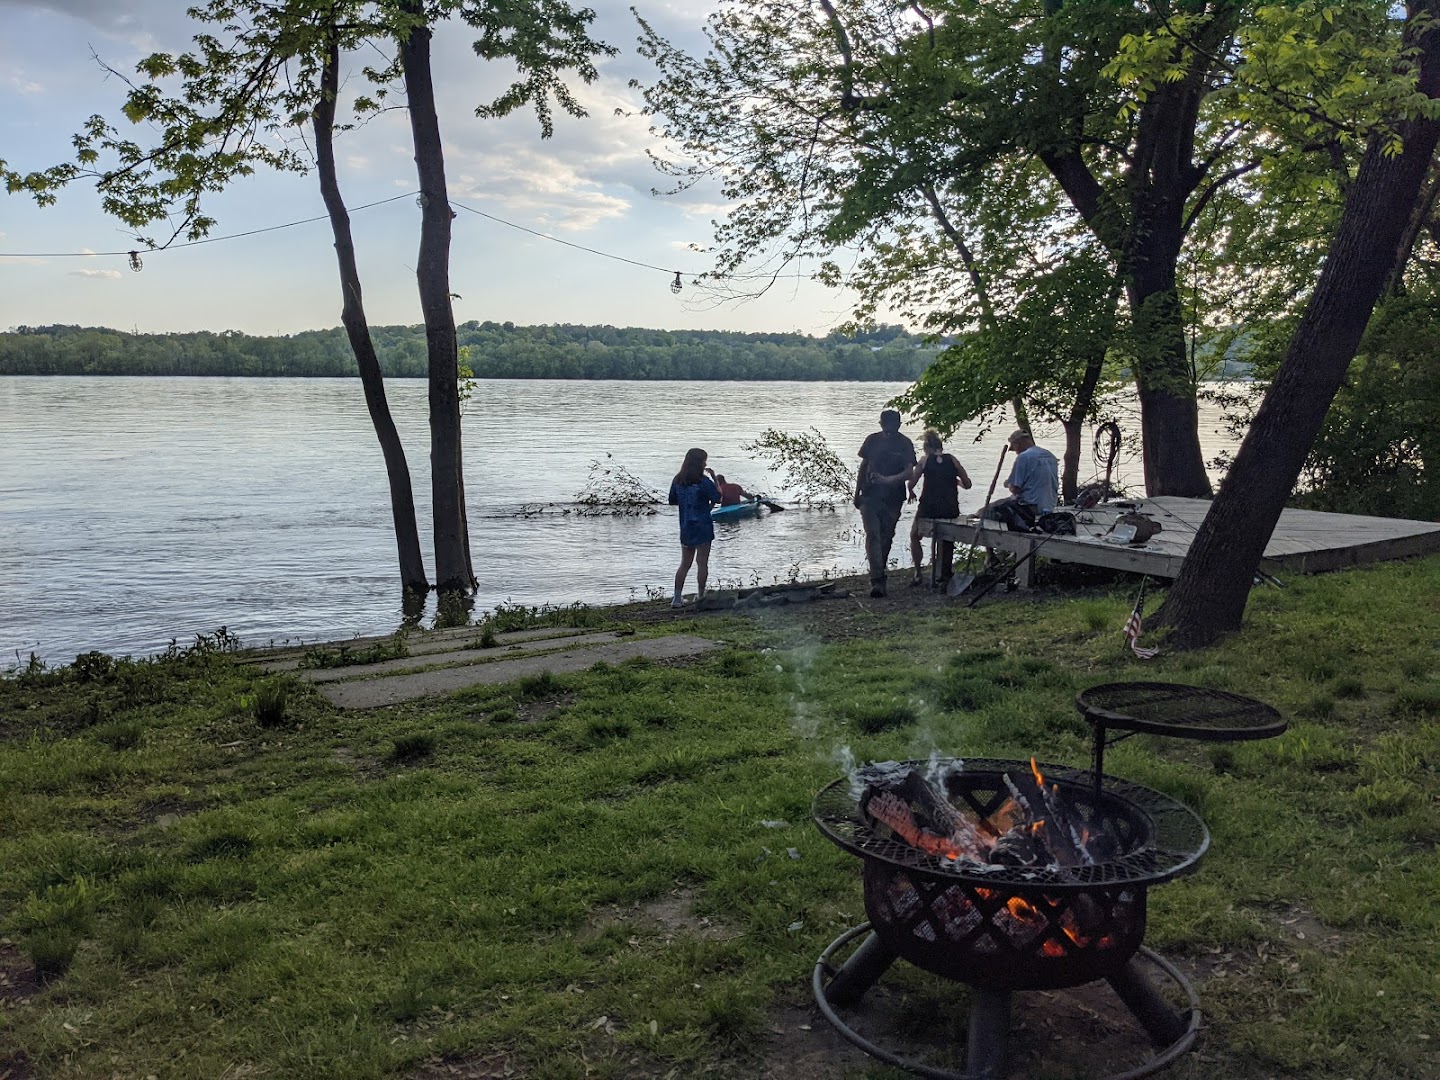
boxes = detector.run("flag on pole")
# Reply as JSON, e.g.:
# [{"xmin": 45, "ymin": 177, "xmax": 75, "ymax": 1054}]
[{"xmin": 1123, "ymin": 577, "xmax": 1160, "ymax": 659}]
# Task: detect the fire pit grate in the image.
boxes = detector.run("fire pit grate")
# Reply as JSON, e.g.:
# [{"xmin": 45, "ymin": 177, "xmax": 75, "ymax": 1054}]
[{"xmin": 812, "ymin": 759, "xmax": 1209, "ymax": 891}]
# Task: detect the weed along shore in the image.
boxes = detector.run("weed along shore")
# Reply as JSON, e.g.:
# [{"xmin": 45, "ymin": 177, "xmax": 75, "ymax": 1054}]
[{"xmin": 3, "ymin": 560, "xmax": 1440, "ymax": 1080}]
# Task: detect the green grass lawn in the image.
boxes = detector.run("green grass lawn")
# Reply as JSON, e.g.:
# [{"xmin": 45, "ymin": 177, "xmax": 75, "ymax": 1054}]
[{"xmin": 3, "ymin": 557, "xmax": 1439, "ymax": 1079}]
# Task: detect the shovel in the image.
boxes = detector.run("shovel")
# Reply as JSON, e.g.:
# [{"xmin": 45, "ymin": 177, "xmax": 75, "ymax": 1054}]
[
  {"xmin": 758, "ymin": 497, "xmax": 786, "ymax": 512},
  {"xmin": 947, "ymin": 541, "xmax": 980, "ymax": 594}
]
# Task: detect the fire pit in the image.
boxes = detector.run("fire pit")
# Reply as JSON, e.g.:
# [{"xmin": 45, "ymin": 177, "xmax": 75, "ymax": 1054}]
[{"xmin": 811, "ymin": 756, "xmax": 1211, "ymax": 1080}]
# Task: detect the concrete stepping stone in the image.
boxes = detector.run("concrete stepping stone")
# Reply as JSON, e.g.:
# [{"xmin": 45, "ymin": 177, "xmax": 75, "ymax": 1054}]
[
  {"xmin": 315, "ymin": 634, "xmax": 718, "ymax": 710},
  {"xmin": 248, "ymin": 625, "xmax": 596, "ymax": 670},
  {"xmin": 293, "ymin": 630, "xmax": 631, "ymax": 683}
]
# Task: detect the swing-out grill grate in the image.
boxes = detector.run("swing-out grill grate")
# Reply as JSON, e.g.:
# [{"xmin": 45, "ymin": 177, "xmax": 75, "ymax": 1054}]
[{"xmin": 1076, "ymin": 683, "xmax": 1287, "ymax": 742}]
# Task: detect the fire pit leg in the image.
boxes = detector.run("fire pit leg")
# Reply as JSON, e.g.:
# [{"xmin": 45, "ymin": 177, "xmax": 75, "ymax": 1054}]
[
  {"xmin": 1107, "ymin": 958, "xmax": 1188, "ymax": 1048},
  {"xmin": 964, "ymin": 988, "xmax": 1012, "ymax": 1080},
  {"xmin": 822, "ymin": 929, "xmax": 896, "ymax": 1006}
]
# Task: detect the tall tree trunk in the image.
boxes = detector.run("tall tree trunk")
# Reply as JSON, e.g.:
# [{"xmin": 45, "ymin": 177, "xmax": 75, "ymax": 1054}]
[
  {"xmin": 313, "ymin": 36, "xmax": 429, "ymax": 598},
  {"xmin": 1156, "ymin": 4, "xmax": 1440, "ymax": 648},
  {"xmin": 397, "ymin": 3, "xmax": 472, "ymax": 595},
  {"xmin": 1038, "ymin": 2, "xmax": 1235, "ymax": 499},
  {"xmin": 1127, "ymin": 217, "xmax": 1211, "ymax": 497}
]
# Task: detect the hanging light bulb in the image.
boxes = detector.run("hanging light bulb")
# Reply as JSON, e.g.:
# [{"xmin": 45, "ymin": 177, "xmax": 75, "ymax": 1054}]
[
  {"xmin": 670, "ymin": 271, "xmax": 682, "ymax": 294},
  {"xmin": 128, "ymin": 251, "xmax": 143, "ymax": 272}
]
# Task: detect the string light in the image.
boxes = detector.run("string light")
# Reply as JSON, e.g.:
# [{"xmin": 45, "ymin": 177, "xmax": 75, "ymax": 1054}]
[
  {"xmin": 447, "ymin": 197, "xmax": 694, "ymax": 295},
  {"xmin": 128, "ymin": 251, "xmax": 143, "ymax": 273}
]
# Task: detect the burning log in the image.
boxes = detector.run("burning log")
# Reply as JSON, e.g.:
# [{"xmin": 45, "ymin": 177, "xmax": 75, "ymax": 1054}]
[{"xmin": 859, "ymin": 759, "xmax": 1102, "ymax": 871}]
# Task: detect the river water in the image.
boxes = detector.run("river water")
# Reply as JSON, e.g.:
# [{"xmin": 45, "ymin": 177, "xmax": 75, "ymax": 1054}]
[{"xmin": 0, "ymin": 377, "xmax": 1241, "ymax": 663}]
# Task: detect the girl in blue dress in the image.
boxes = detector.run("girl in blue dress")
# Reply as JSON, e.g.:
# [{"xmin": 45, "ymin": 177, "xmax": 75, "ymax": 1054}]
[{"xmin": 668, "ymin": 447, "xmax": 722, "ymax": 608}]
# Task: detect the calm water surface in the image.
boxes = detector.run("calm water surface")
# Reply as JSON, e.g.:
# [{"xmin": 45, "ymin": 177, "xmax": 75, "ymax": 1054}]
[{"xmin": 0, "ymin": 377, "xmax": 1240, "ymax": 662}]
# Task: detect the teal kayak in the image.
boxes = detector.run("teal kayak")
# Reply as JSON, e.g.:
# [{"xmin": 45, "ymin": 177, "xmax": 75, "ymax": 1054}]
[{"xmin": 711, "ymin": 501, "xmax": 765, "ymax": 521}]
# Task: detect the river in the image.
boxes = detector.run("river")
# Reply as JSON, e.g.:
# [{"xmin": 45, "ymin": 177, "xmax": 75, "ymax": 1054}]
[{"xmin": 0, "ymin": 377, "xmax": 1242, "ymax": 663}]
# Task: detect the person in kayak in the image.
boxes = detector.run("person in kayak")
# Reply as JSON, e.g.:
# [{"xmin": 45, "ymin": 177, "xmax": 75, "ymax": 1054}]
[
  {"xmin": 707, "ymin": 468, "xmax": 757, "ymax": 507},
  {"xmin": 669, "ymin": 448, "xmax": 723, "ymax": 608},
  {"xmin": 906, "ymin": 429, "xmax": 972, "ymax": 586}
]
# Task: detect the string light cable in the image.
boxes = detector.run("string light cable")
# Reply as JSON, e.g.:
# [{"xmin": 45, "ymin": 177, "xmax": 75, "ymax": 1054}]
[
  {"xmin": 2, "ymin": 190, "xmax": 700, "ymax": 294},
  {"xmin": 446, "ymin": 196, "xmax": 689, "ymax": 291},
  {"xmin": 0, "ymin": 191, "xmax": 422, "ymax": 262}
]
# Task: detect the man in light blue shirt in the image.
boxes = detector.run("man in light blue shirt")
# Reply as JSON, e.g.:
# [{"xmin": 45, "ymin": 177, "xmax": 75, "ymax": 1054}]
[{"xmin": 983, "ymin": 430, "xmax": 1058, "ymax": 531}]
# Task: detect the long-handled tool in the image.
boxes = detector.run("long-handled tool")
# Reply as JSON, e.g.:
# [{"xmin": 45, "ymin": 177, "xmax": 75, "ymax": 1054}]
[
  {"xmin": 759, "ymin": 497, "xmax": 787, "ymax": 513},
  {"xmin": 949, "ymin": 445, "xmax": 1010, "ymax": 594},
  {"xmin": 982, "ymin": 444, "xmax": 1009, "ymax": 510}
]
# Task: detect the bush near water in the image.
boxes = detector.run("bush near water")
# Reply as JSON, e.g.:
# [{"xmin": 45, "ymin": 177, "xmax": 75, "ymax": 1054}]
[{"xmin": 3, "ymin": 560, "xmax": 1440, "ymax": 1078}]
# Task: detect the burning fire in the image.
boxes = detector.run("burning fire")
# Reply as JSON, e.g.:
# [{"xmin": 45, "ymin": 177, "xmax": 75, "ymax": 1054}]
[
  {"xmin": 860, "ymin": 757, "xmax": 1097, "ymax": 870},
  {"xmin": 858, "ymin": 757, "xmax": 1116, "ymax": 957}
]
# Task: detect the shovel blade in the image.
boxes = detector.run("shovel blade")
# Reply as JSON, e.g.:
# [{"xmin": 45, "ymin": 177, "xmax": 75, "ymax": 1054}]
[{"xmin": 948, "ymin": 573, "xmax": 974, "ymax": 596}]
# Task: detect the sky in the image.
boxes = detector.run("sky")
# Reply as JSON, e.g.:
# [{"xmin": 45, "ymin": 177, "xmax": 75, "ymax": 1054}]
[{"xmin": 0, "ymin": 0, "xmax": 861, "ymax": 336}]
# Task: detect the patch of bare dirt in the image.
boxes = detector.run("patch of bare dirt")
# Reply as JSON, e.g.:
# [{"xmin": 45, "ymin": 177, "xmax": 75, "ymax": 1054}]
[
  {"xmin": 611, "ymin": 567, "xmax": 1098, "ymax": 646},
  {"xmin": 0, "ymin": 1051, "xmax": 34, "ymax": 1080},
  {"xmin": 755, "ymin": 1001, "xmax": 877, "ymax": 1079},
  {"xmin": 329, "ymin": 745, "xmax": 386, "ymax": 780},
  {"xmin": 0, "ymin": 942, "xmax": 40, "ymax": 1007},
  {"xmin": 411, "ymin": 1051, "xmax": 520, "ymax": 1079},
  {"xmin": 581, "ymin": 887, "xmax": 740, "ymax": 944},
  {"xmin": 1264, "ymin": 904, "xmax": 1344, "ymax": 951},
  {"xmin": 789, "ymin": 953, "xmax": 1216, "ymax": 1080},
  {"xmin": 512, "ymin": 692, "xmax": 576, "ymax": 724}
]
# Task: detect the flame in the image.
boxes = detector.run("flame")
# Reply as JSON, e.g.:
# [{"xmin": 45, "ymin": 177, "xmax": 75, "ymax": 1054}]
[
  {"xmin": 986, "ymin": 798, "xmax": 1023, "ymax": 835},
  {"xmin": 1058, "ymin": 907, "xmax": 1091, "ymax": 948},
  {"xmin": 1030, "ymin": 757, "xmax": 1045, "ymax": 788},
  {"xmin": 1005, "ymin": 895, "xmax": 1046, "ymax": 927}
]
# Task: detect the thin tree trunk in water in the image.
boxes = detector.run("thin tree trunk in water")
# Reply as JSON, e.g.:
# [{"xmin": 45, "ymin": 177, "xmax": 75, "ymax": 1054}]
[
  {"xmin": 313, "ymin": 37, "xmax": 429, "ymax": 599},
  {"xmin": 1156, "ymin": 4, "xmax": 1440, "ymax": 648},
  {"xmin": 397, "ymin": 3, "xmax": 471, "ymax": 595}
]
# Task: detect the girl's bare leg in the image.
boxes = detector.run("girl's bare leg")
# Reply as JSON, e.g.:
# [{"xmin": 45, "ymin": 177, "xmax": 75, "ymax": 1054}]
[
  {"xmin": 695, "ymin": 543, "xmax": 712, "ymax": 598},
  {"xmin": 674, "ymin": 546, "xmax": 696, "ymax": 601},
  {"xmin": 909, "ymin": 517, "xmax": 924, "ymax": 580}
]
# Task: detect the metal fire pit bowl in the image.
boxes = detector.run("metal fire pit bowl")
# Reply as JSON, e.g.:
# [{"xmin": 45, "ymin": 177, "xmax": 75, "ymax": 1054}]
[{"xmin": 812, "ymin": 759, "xmax": 1209, "ymax": 991}]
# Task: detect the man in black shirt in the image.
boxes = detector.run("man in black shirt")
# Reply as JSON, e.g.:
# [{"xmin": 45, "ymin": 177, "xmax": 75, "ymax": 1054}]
[{"xmin": 854, "ymin": 409, "xmax": 918, "ymax": 597}]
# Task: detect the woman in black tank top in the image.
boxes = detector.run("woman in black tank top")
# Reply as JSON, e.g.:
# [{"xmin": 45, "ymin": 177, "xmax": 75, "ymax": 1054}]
[{"xmin": 906, "ymin": 430, "xmax": 972, "ymax": 585}]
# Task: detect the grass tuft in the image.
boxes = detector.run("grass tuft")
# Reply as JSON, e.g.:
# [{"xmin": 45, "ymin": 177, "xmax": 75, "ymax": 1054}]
[
  {"xmin": 1394, "ymin": 685, "xmax": 1440, "ymax": 717},
  {"xmin": 91, "ymin": 719, "xmax": 142, "ymax": 750},
  {"xmin": 852, "ymin": 701, "xmax": 918, "ymax": 734},
  {"xmin": 186, "ymin": 830, "xmax": 255, "ymax": 862},
  {"xmin": 251, "ymin": 678, "xmax": 289, "ymax": 727},
  {"xmin": 515, "ymin": 671, "xmax": 562, "ymax": 699},
  {"xmin": 388, "ymin": 733, "xmax": 436, "ymax": 764}
]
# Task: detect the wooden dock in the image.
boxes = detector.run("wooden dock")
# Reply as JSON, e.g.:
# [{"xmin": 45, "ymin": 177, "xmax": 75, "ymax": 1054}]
[{"xmin": 921, "ymin": 497, "xmax": 1440, "ymax": 586}]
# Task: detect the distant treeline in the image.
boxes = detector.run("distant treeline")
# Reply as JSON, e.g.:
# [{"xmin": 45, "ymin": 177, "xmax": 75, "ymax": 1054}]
[{"xmin": 0, "ymin": 322, "xmax": 939, "ymax": 381}]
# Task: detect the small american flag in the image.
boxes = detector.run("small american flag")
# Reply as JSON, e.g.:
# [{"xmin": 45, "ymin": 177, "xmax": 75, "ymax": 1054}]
[{"xmin": 1123, "ymin": 578, "xmax": 1160, "ymax": 659}]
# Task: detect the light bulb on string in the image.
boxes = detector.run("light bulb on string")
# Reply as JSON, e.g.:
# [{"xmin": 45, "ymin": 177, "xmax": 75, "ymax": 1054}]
[
  {"xmin": 128, "ymin": 251, "xmax": 143, "ymax": 272},
  {"xmin": 670, "ymin": 272, "xmax": 682, "ymax": 294}
]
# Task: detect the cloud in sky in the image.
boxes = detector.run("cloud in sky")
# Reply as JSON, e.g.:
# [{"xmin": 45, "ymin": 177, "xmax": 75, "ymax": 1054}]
[{"xmin": 69, "ymin": 267, "xmax": 122, "ymax": 279}]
